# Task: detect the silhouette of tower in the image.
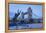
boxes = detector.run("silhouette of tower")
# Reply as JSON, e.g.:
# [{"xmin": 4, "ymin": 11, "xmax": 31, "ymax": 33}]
[
  {"xmin": 21, "ymin": 12, "xmax": 24, "ymax": 20},
  {"xmin": 27, "ymin": 7, "xmax": 32, "ymax": 19}
]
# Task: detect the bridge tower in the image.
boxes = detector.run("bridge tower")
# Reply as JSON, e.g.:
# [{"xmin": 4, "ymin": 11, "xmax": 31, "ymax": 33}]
[
  {"xmin": 21, "ymin": 12, "xmax": 24, "ymax": 20},
  {"xmin": 27, "ymin": 7, "xmax": 32, "ymax": 20}
]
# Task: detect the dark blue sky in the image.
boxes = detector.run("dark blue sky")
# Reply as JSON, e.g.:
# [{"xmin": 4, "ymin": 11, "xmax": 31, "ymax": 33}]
[{"xmin": 9, "ymin": 4, "xmax": 42, "ymax": 19}]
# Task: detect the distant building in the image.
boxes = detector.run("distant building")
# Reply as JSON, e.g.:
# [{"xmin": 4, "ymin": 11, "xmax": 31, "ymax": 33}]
[
  {"xmin": 21, "ymin": 12, "xmax": 24, "ymax": 20},
  {"xmin": 27, "ymin": 7, "xmax": 32, "ymax": 19}
]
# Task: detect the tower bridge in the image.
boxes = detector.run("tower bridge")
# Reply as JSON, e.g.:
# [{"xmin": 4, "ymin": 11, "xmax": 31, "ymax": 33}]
[
  {"xmin": 9, "ymin": 7, "xmax": 43, "ymax": 27},
  {"xmin": 10, "ymin": 7, "xmax": 42, "ymax": 24}
]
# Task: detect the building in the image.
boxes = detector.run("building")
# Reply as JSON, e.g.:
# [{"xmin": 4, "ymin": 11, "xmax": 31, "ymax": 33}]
[{"xmin": 27, "ymin": 7, "xmax": 32, "ymax": 20}]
